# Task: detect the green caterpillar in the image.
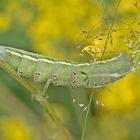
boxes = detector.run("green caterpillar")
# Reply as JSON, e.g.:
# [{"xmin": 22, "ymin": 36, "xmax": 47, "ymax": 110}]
[{"xmin": 0, "ymin": 46, "xmax": 138, "ymax": 97}]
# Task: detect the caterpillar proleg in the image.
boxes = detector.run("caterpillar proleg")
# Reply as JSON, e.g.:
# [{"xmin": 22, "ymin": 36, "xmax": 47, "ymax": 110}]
[{"xmin": 0, "ymin": 46, "xmax": 137, "ymax": 96}]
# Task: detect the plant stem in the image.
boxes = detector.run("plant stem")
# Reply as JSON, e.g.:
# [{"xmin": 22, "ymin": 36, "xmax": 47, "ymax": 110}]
[
  {"xmin": 101, "ymin": 0, "xmax": 121, "ymax": 60},
  {"xmin": 81, "ymin": 90, "xmax": 94, "ymax": 140}
]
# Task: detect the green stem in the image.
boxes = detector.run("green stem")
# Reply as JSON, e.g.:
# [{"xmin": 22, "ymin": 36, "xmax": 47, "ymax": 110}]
[
  {"xmin": 81, "ymin": 90, "xmax": 94, "ymax": 140},
  {"xmin": 101, "ymin": 0, "xmax": 121, "ymax": 60}
]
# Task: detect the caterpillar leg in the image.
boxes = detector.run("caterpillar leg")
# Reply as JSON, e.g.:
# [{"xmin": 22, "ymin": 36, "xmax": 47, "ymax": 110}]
[
  {"xmin": 42, "ymin": 76, "xmax": 57, "ymax": 97},
  {"xmin": 42, "ymin": 80, "xmax": 51, "ymax": 97},
  {"xmin": 31, "ymin": 93, "xmax": 47, "ymax": 104}
]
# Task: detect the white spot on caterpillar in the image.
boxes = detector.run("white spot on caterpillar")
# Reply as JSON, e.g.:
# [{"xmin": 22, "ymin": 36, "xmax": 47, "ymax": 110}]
[
  {"xmin": 34, "ymin": 72, "xmax": 40, "ymax": 82},
  {"xmin": 70, "ymin": 72, "xmax": 77, "ymax": 86},
  {"xmin": 48, "ymin": 76, "xmax": 59, "ymax": 86},
  {"xmin": 52, "ymin": 76, "xmax": 57, "ymax": 80},
  {"xmin": 53, "ymin": 80, "xmax": 59, "ymax": 86},
  {"xmin": 73, "ymin": 97, "xmax": 76, "ymax": 103}
]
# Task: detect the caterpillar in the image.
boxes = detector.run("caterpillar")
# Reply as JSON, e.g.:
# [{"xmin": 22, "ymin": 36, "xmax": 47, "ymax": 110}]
[{"xmin": 0, "ymin": 46, "xmax": 138, "ymax": 97}]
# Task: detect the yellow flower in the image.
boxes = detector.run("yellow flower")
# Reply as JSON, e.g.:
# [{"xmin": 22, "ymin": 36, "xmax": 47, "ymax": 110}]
[
  {"xmin": 0, "ymin": 117, "xmax": 33, "ymax": 140},
  {"xmin": 101, "ymin": 73, "xmax": 135, "ymax": 111},
  {"xmin": 0, "ymin": 14, "xmax": 11, "ymax": 31}
]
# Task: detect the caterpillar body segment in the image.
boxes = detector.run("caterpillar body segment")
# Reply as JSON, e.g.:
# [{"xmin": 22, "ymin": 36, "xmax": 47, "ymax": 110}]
[
  {"xmin": 88, "ymin": 53, "xmax": 132, "ymax": 88},
  {"xmin": 34, "ymin": 59, "xmax": 55, "ymax": 82},
  {"xmin": 0, "ymin": 46, "xmax": 135, "ymax": 93},
  {"xmin": 18, "ymin": 55, "xmax": 37, "ymax": 78}
]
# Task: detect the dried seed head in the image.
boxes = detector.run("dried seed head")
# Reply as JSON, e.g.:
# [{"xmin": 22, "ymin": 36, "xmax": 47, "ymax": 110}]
[
  {"xmin": 73, "ymin": 97, "xmax": 76, "ymax": 103},
  {"xmin": 100, "ymin": 102, "xmax": 105, "ymax": 107},
  {"xmin": 78, "ymin": 104, "xmax": 84, "ymax": 107},
  {"xmin": 83, "ymin": 106, "xmax": 87, "ymax": 111},
  {"xmin": 96, "ymin": 100, "xmax": 99, "ymax": 106}
]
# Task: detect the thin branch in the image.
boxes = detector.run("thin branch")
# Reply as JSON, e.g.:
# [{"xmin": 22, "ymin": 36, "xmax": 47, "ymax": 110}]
[
  {"xmin": 101, "ymin": 0, "xmax": 121, "ymax": 60},
  {"xmin": 81, "ymin": 90, "xmax": 94, "ymax": 140}
]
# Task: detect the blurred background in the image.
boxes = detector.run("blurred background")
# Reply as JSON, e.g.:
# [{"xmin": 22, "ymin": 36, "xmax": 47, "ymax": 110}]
[{"xmin": 0, "ymin": 0, "xmax": 140, "ymax": 140}]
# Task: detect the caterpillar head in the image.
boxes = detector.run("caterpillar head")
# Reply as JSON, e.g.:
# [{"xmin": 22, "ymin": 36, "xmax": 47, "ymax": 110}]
[{"xmin": 0, "ymin": 46, "xmax": 7, "ymax": 63}]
